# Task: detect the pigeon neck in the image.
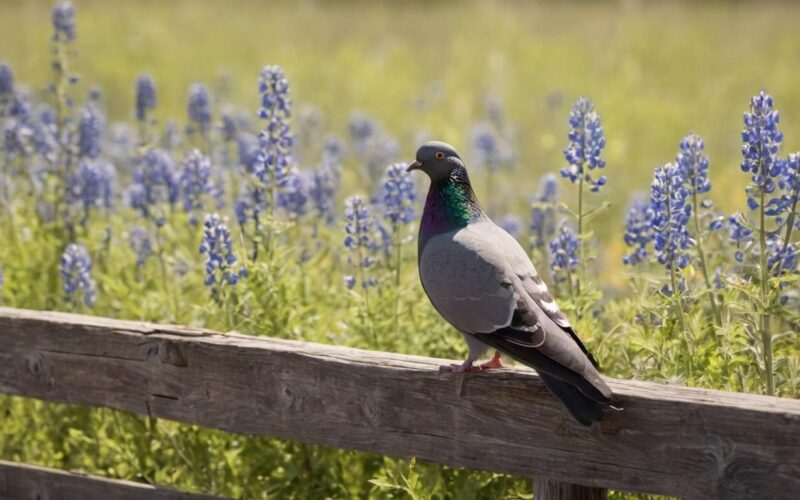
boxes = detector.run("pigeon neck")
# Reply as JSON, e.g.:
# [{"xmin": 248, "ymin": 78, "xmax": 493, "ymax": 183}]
[{"xmin": 420, "ymin": 169, "xmax": 483, "ymax": 244}]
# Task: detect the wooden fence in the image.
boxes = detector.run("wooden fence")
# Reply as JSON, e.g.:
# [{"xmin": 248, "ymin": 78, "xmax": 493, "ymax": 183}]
[{"xmin": 0, "ymin": 307, "xmax": 799, "ymax": 499}]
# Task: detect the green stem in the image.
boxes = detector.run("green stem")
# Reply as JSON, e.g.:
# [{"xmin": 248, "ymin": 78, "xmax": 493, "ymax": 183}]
[
  {"xmin": 355, "ymin": 213, "xmax": 375, "ymax": 346},
  {"xmin": 669, "ymin": 260, "xmax": 691, "ymax": 378},
  {"xmin": 758, "ymin": 188, "xmax": 773, "ymax": 395},
  {"xmin": 393, "ymin": 226, "xmax": 403, "ymax": 341},
  {"xmin": 576, "ymin": 166, "xmax": 584, "ymax": 299},
  {"xmin": 691, "ymin": 190, "xmax": 723, "ymax": 330}
]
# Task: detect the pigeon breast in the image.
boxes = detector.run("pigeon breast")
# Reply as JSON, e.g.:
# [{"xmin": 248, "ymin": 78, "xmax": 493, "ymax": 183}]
[{"xmin": 419, "ymin": 221, "xmax": 518, "ymax": 334}]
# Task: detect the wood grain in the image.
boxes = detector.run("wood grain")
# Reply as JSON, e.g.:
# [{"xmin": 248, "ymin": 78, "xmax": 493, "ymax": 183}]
[
  {"xmin": 0, "ymin": 460, "xmax": 221, "ymax": 499},
  {"xmin": 534, "ymin": 478, "xmax": 608, "ymax": 500},
  {"xmin": 0, "ymin": 307, "xmax": 799, "ymax": 499}
]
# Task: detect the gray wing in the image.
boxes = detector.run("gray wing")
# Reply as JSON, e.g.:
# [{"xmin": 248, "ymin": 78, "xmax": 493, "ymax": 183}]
[
  {"xmin": 419, "ymin": 224, "xmax": 516, "ymax": 334},
  {"xmin": 420, "ymin": 220, "xmax": 612, "ymax": 423}
]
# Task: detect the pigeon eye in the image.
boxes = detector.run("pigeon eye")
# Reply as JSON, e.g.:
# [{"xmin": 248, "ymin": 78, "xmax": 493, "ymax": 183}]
[{"xmin": 435, "ymin": 152, "xmax": 446, "ymax": 160}]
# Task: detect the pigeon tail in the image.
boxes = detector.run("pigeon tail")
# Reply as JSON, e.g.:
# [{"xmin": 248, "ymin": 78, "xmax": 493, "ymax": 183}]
[
  {"xmin": 474, "ymin": 328, "xmax": 615, "ymax": 426},
  {"xmin": 538, "ymin": 373, "xmax": 603, "ymax": 426}
]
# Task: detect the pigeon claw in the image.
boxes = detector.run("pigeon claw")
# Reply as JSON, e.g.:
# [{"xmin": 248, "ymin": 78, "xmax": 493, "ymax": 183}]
[
  {"xmin": 439, "ymin": 361, "xmax": 480, "ymax": 373},
  {"xmin": 478, "ymin": 352, "xmax": 504, "ymax": 370}
]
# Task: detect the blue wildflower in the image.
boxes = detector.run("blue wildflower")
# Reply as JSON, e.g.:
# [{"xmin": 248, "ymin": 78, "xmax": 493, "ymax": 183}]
[
  {"xmin": 622, "ymin": 192, "xmax": 653, "ymax": 266},
  {"xmin": 344, "ymin": 195, "xmax": 378, "ymax": 289},
  {"xmin": 129, "ymin": 227, "xmax": 153, "ymax": 271},
  {"xmin": 380, "ymin": 163, "xmax": 416, "ymax": 229},
  {"xmin": 221, "ymin": 110, "xmax": 237, "ymax": 143},
  {"xmin": 0, "ymin": 62, "xmax": 14, "ymax": 96},
  {"xmin": 530, "ymin": 174, "xmax": 559, "ymax": 252},
  {"xmin": 741, "ymin": 91, "xmax": 783, "ymax": 210},
  {"xmin": 77, "ymin": 102, "xmax": 104, "ymax": 158},
  {"xmin": 254, "ymin": 65, "xmax": 292, "ymax": 194},
  {"xmin": 179, "ymin": 149, "xmax": 213, "ymax": 224},
  {"xmin": 237, "ymin": 133, "xmax": 260, "ymax": 173},
  {"xmin": 199, "ymin": 213, "xmax": 245, "ymax": 301},
  {"xmin": 767, "ymin": 235, "xmax": 797, "ymax": 275},
  {"xmin": 135, "ymin": 73, "xmax": 157, "ymax": 122},
  {"xmin": 187, "ymin": 83, "xmax": 212, "ymax": 135},
  {"xmin": 549, "ymin": 225, "xmax": 580, "ymax": 284},
  {"xmin": 471, "ymin": 122, "xmax": 502, "ymax": 172},
  {"xmin": 68, "ymin": 159, "xmax": 115, "ymax": 222},
  {"xmin": 766, "ymin": 153, "xmax": 800, "ymax": 228},
  {"xmin": 128, "ymin": 148, "xmax": 178, "ymax": 225},
  {"xmin": 52, "ymin": 1, "xmax": 76, "ymax": 42},
  {"xmin": 309, "ymin": 137, "xmax": 345, "ymax": 225},
  {"xmin": 650, "ymin": 163, "xmax": 693, "ymax": 269},
  {"xmin": 562, "ymin": 97, "xmax": 607, "ymax": 192},
  {"xmin": 348, "ymin": 113, "xmax": 377, "ymax": 157},
  {"xmin": 676, "ymin": 133, "xmax": 711, "ymax": 194},
  {"xmin": 277, "ymin": 168, "xmax": 309, "ymax": 218},
  {"xmin": 499, "ymin": 214, "xmax": 522, "ymax": 237},
  {"xmin": 60, "ymin": 243, "xmax": 96, "ymax": 307},
  {"xmin": 234, "ymin": 184, "xmax": 264, "ymax": 229}
]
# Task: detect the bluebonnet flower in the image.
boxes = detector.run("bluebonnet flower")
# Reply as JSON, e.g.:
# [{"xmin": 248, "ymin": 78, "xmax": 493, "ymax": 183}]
[
  {"xmin": 277, "ymin": 168, "xmax": 309, "ymax": 218},
  {"xmin": 676, "ymin": 133, "xmax": 711, "ymax": 194},
  {"xmin": 471, "ymin": 122, "xmax": 502, "ymax": 172},
  {"xmin": 237, "ymin": 133, "xmax": 260, "ymax": 173},
  {"xmin": 187, "ymin": 83, "xmax": 212, "ymax": 135},
  {"xmin": 650, "ymin": 163, "xmax": 693, "ymax": 269},
  {"xmin": 549, "ymin": 225, "xmax": 580, "ymax": 284},
  {"xmin": 3, "ymin": 94, "xmax": 34, "ymax": 158},
  {"xmin": 129, "ymin": 227, "xmax": 153, "ymax": 271},
  {"xmin": 709, "ymin": 215, "xmax": 726, "ymax": 232},
  {"xmin": 766, "ymin": 235, "xmax": 797, "ymax": 275},
  {"xmin": 234, "ymin": 183, "xmax": 264, "ymax": 227},
  {"xmin": 622, "ymin": 192, "xmax": 654, "ymax": 266},
  {"xmin": 221, "ymin": 110, "xmax": 237, "ymax": 142},
  {"xmin": 128, "ymin": 148, "xmax": 178, "ymax": 225},
  {"xmin": 741, "ymin": 91, "xmax": 783, "ymax": 210},
  {"xmin": 348, "ymin": 113, "xmax": 377, "ymax": 157},
  {"xmin": 379, "ymin": 163, "xmax": 416, "ymax": 229},
  {"xmin": 344, "ymin": 195, "xmax": 378, "ymax": 289},
  {"xmin": 499, "ymin": 214, "xmax": 522, "ymax": 237},
  {"xmin": 529, "ymin": 174, "xmax": 559, "ymax": 252},
  {"xmin": 135, "ymin": 73, "xmax": 157, "ymax": 122},
  {"xmin": 77, "ymin": 102, "xmax": 104, "ymax": 158},
  {"xmin": 60, "ymin": 243, "xmax": 96, "ymax": 307},
  {"xmin": 562, "ymin": 97, "xmax": 607, "ymax": 192},
  {"xmin": 254, "ymin": 65, "xmax": 292, "ymax": 194},
  {"xmin": 766, "ymin": 153, "xmax": 800, "ymax": 228},
  {"xmin": 52, "ymin": 1, "xmax": 76, "ymax": 42},
  {"xmin": 179, "ymin": 149, "xmax": 213, "ymax": 224},
  {"xmin": 728, "ymin": 213, "xmax": 754, "ymax": 264},
  {"xmin": 199, "ymin": 213, "xmax": 246, "ymax": 301},
  {"xmin": 309, "ymin": 137, "xmax": 345, "ymax": 225},
  {"xmin": 0, "ymin": 62, "xmax": 14, "ymax": 96},
  {"xmin": 68, "ymin": 158, "xmax": 115, "ymax": 221}
]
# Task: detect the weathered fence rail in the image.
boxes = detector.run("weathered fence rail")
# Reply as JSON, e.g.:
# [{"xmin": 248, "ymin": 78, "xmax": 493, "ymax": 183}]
[{"xmin": 0, "ymin": 307, "xmax": 799, "ymax": 499}]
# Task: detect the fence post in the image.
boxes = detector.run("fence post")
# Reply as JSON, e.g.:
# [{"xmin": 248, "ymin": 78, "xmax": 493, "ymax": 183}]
[{"xmin": 534, "ymin": 478, "xmax": 608, "ymax": 500}]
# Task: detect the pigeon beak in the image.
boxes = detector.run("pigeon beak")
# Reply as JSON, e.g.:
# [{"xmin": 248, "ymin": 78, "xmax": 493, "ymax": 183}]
[{"xmin": 406, "ymin": 160, "xmax": 423, "ymax": 172}]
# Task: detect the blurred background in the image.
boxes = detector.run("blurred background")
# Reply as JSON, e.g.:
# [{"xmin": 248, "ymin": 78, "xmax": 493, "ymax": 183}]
[
  {"xmin": 4, "ymin": 1, "xmax": 800, "ymax": 284},
  {"xmin": 2, "ymin": 2, "xmax": 800, "ymax": 498}
]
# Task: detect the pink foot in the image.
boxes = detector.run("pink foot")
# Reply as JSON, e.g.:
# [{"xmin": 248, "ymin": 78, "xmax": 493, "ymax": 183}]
[
  {"xmin": 439, "ymin": 360, "xmax": 481, "ymax": 373},
  {"xmin": 478, "ymin": 353, "xmax": 504, "ymax": 371}
]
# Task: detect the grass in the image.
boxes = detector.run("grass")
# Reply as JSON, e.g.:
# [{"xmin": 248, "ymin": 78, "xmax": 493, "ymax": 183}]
[{"xmin": 1, "ymin": 1, "xmax": 799, "ymax": 498}]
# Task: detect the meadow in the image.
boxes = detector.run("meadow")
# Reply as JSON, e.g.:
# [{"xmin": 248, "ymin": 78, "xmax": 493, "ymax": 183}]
[{"xmin": 1, "ymin": 0, "xmax": 799, "ymax": 498}]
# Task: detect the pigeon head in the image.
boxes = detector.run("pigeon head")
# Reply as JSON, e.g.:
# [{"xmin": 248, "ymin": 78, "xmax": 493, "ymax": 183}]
[
  {"xmin": 407, "ymin": 141, "xmax": 464, "ymax": 182},
  {"xmin": 409, "ymin": 141, "xmax": 484, "ymax": 242}
]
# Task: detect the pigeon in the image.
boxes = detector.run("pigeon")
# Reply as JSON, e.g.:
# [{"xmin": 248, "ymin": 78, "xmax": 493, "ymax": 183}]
[{"xmin": 407, "ymin": 140, "xmax": 614, "ymax": 426}]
